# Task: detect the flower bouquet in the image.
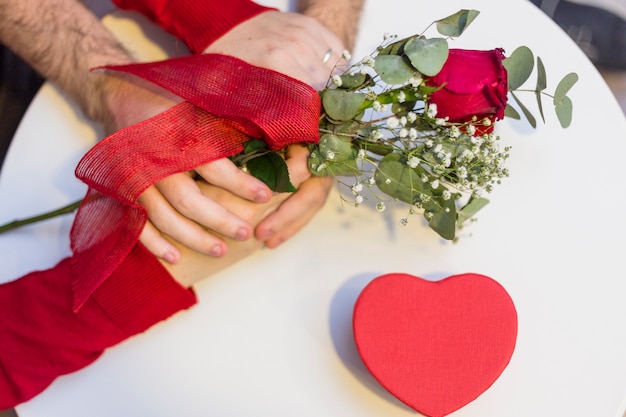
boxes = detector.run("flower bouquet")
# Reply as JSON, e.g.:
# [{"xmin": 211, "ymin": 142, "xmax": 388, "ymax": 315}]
[
  {"xmin": 0, "ymin": 10, "xmax": 577, "ymax": 242},
  {"xmin": 233, "ymin": 9, "xmax": 578, "ymax": 241}
]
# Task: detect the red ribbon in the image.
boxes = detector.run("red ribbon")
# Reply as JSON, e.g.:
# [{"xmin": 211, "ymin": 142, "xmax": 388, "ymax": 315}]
[{"xmin": 70, "ymin": 54, "xmax": 321, "ymax": 310}]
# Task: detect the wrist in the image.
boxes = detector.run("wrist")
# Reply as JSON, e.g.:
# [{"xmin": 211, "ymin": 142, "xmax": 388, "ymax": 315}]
[
  {"xmin": 90, "ymin": 70, "xmax": 181, "ymax": 135},
  {"xmin": 113, "ymin": 0, "xmax": 275, "ymax": 54}
]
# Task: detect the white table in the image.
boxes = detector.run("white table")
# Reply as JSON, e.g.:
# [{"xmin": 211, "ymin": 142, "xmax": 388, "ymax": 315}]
[{"xmin": 2, "ymin": 1, "xmax": 626, "ymax": 416}]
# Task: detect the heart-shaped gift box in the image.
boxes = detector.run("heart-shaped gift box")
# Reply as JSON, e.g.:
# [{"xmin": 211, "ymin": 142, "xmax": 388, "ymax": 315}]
[{"xmin": 353, "ymin": 273, "xmax": 518, "ymax": 416}]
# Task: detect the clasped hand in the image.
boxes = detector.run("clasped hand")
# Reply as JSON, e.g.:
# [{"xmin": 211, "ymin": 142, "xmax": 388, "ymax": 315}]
[{"xmin": 103, "ymin": 11, "xmax": 344, "ymax": 264}]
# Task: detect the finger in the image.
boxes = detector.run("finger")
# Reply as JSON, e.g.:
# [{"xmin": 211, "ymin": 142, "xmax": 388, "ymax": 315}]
[
  {"xmin": 283, "ymin": 144, "xmax": 313, "ymax": 186},
  {"xmin": 154, "ymin": 173, "xmax": 254, "ymax": 241},
  {"xmin": 255, "ymin": 175, "xmax": 333, "ymax": 247},
  {"xmin": 194, "ymin": 158, "xmax": 272, "ymax": 203},
  {"xmin": 138, "ymin": 185, "xmax": 229, "ymax": 257},
  {"xmin": 139, "ymin": 220, "xmax": 181, "ymax": 264}
]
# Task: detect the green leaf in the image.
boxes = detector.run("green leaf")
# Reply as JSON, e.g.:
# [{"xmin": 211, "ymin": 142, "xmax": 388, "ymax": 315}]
[
  {"xmin": 503, "ymin": 46, "xmax": 534, "ymax": 90},
  {"xmin": 374, "ymin": 55, "xmax": 415, "ymax": 85},
  {"xmin": 555, "ymin": 95, "xmax": 573, "ymax": 128},
  {"xmin": 322, "ymin": 89, "xmax": 366, "ymax": 121},
  {"xmin": 404, "ymin": 37, "xmax": 449, "ymax": 76},
  {"xmin": 504, "ymin": 103, "xmax": 521, "ymax": 120},
  {"xmin": 339, "ymin": 72, "xmax": 374, "ymax": 90},
  {"xmin": 318, "ymin": 133, "xmax": 356, "ymax": 162},
  {"xmin": 536, "ymin": 57, "xmax": 547, "ymax": 91},
  {"xmin": 510, "ymin": 91, "xmax": 537, "ymax": 128},
  {"xmin": 423, "ymin": 197, "xmax": 457, "ymax": 240},
  {"xmin": 554, "ymin": 72, "xmax": 578, "ymax": 105},
  {"xmin": 308, "ymin": 151, "xmax": 359, "ymax": 177},
  {"xmin": 374, "ymin": 154, "xmax": 426, "ymax": 204},
  {"xmin": 241, "ymin": 139, "xmax": 267, "ymax": 153},
  {"xmin": 435, "ymin": 9, "xmax": 480, "ymax": 37},
  {"xmin": 457, "ymin": 197, "xmax": 489, "ymax": 226},
  {"xmin": 246, "ymin": 151, "xmax": 296, "ymax": 193}
]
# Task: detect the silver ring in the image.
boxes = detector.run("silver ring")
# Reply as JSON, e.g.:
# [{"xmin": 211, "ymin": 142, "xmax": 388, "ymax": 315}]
[{"xmin": 322, "ymin": 48, "xmax": 333, "ymax": 64}]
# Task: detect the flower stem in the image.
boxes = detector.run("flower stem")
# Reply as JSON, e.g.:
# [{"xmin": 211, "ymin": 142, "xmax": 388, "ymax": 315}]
[{"xmin": 0, "ymin": 199, "xmax": 82, "ymax": 235}]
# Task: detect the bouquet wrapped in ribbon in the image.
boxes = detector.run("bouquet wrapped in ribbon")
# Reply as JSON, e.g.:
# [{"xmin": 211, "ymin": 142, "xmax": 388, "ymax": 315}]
[
  {"xmin": 235, "ymin": 9, "xmax": 577, "ymax": 240},
  {"xmin": 0, "ymin": 10, "xmax": 576, "ymax": 242}
]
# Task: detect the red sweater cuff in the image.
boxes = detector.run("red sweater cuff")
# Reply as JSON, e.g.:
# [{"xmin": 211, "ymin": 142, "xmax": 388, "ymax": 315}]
[
  {"xmin": 91, "ymin": 243, "xmax": 197, "ymax": 336},
  {"xmin": 112, "ymin": 0, "xmax": 274, "ymax": 54}
]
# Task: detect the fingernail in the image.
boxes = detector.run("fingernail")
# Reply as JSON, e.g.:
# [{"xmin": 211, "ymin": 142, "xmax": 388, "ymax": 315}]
[
  {"xmin": 255, "ymin": 188, "xmax": 269, "ymax": 202},
  {"xmin": 210, "ymin": 245, "xmax": 224, "ymax": 257},
  {"xmin": 163, "ymin": 251, "xmax": 178, "ymax": 264},
  {"xmin": 235, "ymin": 227, "xmax": 250, "ymax": 240}
]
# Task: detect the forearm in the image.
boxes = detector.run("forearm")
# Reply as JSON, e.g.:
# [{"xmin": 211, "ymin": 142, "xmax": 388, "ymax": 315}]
[
  {"xmin": 298, "ymin": 0, "xmax": 365, "ymax": 51},
  {"xmin": 0, "ymin": 0, "xmax": 135, "ymax": 126}
]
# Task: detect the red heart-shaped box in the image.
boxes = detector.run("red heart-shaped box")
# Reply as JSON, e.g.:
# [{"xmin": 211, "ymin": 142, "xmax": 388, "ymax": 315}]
[{"xmin": 353, "ymin": 273, "xmax": 517, "ymax": 417}]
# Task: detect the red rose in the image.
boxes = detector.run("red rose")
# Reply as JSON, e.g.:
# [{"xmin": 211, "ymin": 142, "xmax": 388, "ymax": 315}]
[{"xmin": 425, "ymin": 48, "xmax": 508, "ymax": 134}]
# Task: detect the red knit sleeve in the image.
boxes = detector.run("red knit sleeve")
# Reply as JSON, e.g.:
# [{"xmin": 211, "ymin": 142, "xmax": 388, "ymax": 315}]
[{"xmin": 112, "ymin": 0, "xmax": 274, "ymax": 54}]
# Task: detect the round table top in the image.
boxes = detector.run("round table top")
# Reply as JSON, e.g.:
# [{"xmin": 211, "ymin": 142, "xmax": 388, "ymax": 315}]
[{"xmin": 2, "ymin": 1, "xmax": 626, "ymax": 416}]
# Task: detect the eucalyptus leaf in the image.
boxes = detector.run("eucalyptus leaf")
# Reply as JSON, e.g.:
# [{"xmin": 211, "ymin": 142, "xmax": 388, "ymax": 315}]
[
  {"xmin": 339, "ymin": 72, "xmax": 373, "ymax": 90},
  {"xmin": 457, "ymin": 197, "xmax": 489, "ymax": 226},
  {"xmin": 554, "ymin": 72, "xmax": 578, "ymax": 104},
  {"xmin": 423, "ymin": 197, "xmax": 457, "ymax": 240},
  {"xmin": 374, "ymin": 155, "xmax": 426, "ymax": 204},
  {"xmin": 246, "ymin": 152, "xmax": 296, "ymax": 193},
  {"xmin": 503, "ymin": 46, "xmax": 534, "ymax": 90},
  {"xmin": 374, "ymin": 55, "xmax": 415, "ymax": 85},
  {"xmin": 510, "ymin": 91, "xmax": 537, "ymax": 128},
  {"xmin": 308, "ymin": 152, "xmax": 359, "ymax": 177},
  {"xmin": 435, "ymin": 9, "xmax": 480, "ymax": 37},
  {"xmin": 535, "ymin": 57, "xmax": 547, "ymax": 123},
  {"xmin": 536, "ymin": 56, "xmax": 547, "ymax": 91},
  {"xmin": 555, "ymin": 95, "xmax": 573, "ymax": 128},
  {"xmin": 318, "ymin": 133, "xmax": 356, "ymax": 162},
  {"xmin": 322, "ymin": 89, "xmax": 366, "ymax": 121},
  {"xmin": 504, "ymin": 104, "xmax": 521, "ymax": 120},
  {"xmin": 404, "ymin": 37, "xmax": 449, "ymax": 76}
]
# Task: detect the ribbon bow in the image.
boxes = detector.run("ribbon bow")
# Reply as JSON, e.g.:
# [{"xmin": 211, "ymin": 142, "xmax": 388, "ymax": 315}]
[{"xmin": 69, "ymin": 54, "xmax": 321, "ymax": 310}]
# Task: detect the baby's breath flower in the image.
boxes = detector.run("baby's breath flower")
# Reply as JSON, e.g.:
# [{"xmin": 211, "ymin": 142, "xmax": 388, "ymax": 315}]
[
  {"xmin": 370, "ymin": 129, "xmax": 383, "ymax": 140},
  {"xmin": 430, "ymin": 179, "xmax": 440, "ymax": 189},
  {"xmin": 352, "ymin": 182, "xmax": 364, "ymax": 193},
  {"xmin": 331, "ymin": 75, "xmax": 342, "ymax": 87},
  {"xmin": 362, "ymin": 56, "xmax": 375, "ymax": 66},
  {"xmin": 397, "ymin": 91, "xmax": 406, "ymax": 103},
  {"xmin": 435, "ymin": 118, "xmax": 447, "ymax": 126},
  {"xmin": 372, "ymin": 101, "xmax": 383, "ymax": 112},
  {"xmin": 467, "ymin": 124, "xmax": 477, "ymax": 136},
  {"xmin": 406, "ymin": 111, "xmax": 417, "ymax": 123},
  {"xmin": 408, "ymin": 76, "xmax": 422, "ymax": 88},
  {"xmin": 427, "ymin": 103, "xmax": 438, "ymax": 118},
  {"xmin": 325, "ymin": 150, "xmax": 335, "ymax": 160},
  {"xmin": 376, "ymin": 202, "xmax": 386, "ymax": 212},
  {"xmin": 449, "ymin": 126, "xmax": 461, "ymax": 138},
  {"xmin": 408, "ymin": 128, "xmax": 418, "ymax": 139},
  {"xmin": 342, "ymin": 50, "xmax": 352, "ymax": 60},
  {"xmin": 442, "ymin": 190, "xmax": 452, "ymax": 200},
  {"xmin": 355, "ymin": 195, "xmax": 364, "ymax": 204},
  {"xmin": 407, "ymin": 156, "xmax": 419, "ymax": 169},
  {"xmin": 357, "ymin": 149, "xmax": 366, "ymax": 159},
  {"xmin": 386, "ymin": 117, "xmax": 400, "ymax": 129},
  {"xmin": 399, "ymin": 128, "xmax": 408, "ymax": 138}
]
